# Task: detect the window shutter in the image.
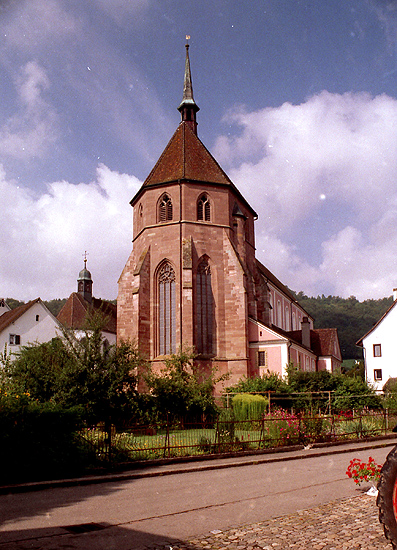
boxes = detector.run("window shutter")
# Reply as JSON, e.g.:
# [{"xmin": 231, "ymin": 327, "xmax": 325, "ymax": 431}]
[
  {"xmin": 205, "ymin": 200, "xmax": 210, "ymax": 221},
  {"xmin": 197, "ymin": 199, "xmax": 203, "ymax": 220},
  {"xmin": 159, "ymin": 194, "xmax": 172, "ymax": 222},
  {"xmin": 167, "ymin": 200, "xmax": 173, "ymax": 221}
]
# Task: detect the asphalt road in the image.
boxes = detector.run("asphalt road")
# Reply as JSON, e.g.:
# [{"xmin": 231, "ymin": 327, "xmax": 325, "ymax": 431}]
[{"xmin": 0, "ymin": 442, "xmax": 395, "ymax": 550}]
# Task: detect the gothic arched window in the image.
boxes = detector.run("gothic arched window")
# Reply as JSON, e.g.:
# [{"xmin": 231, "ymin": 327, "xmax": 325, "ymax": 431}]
[
  {"xmin": 159, "ymin": 194, "xmax": 173, "ymax": 222},
  {"xmin": 196, "ymin": 258, "xmax": 214, "ymax": 355},
  {"xmin": 197, "ymin": 194, "xmax": 211, "ymax": 221},
  {"xmin": 158, "ymin": 262, "xmax": 176, "ymax": 355}
]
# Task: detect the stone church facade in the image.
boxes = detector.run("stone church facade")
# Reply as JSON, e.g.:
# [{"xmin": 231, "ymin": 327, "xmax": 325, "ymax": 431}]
[{"xmin": 117, "ymin": 45, "xmax": 342, "ymax": 388}]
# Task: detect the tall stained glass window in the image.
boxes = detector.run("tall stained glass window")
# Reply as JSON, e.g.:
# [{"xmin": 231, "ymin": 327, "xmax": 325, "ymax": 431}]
[
  {"xmin": 158, "ymin": 262, "xmax": 176, "ymax": 355},
  {"xmin": 196, "ymin": 258, "xmax": 214, "ymax": 355}
]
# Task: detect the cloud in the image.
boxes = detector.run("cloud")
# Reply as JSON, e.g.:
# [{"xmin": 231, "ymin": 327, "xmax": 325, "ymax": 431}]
[
  {"xmin": 0, "ymin": 0, "xmax": 173, "ymax": 174},
  {"xmin": 0, "ymin": 61, "xmax": 59, "ymax": 159},
  {"xmin": 2, "ymin": 0, "xmax": 80, "ymax": 49},
  {"xmin": 0, "ymin": 164, "xmax": 141, "ymax": 301},
  {"xmin": 214, "ymin": 91, "xmax": 397, "ymax": 300},
  {"xmin": 319, "ymin": 225, "xmax": 397, "ymax": 299},
  {"xmin": 370, "ymin": 0, "xmax": 397, "ymax": 52},
  {"xmin": 91, "ymin": 0, "xmax": 151, "ymax": 26}
]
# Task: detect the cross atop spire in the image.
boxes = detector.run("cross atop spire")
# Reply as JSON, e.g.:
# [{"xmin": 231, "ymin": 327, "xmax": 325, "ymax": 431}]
[{"xmin": 178, "ymin": 38, "xmax": 199, "ymax": 134}]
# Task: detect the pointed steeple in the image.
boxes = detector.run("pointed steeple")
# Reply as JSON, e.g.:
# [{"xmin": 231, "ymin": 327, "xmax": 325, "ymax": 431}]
[{"xmin": 178, "ymin": 38, "xmax": 199, "ymax": 134}]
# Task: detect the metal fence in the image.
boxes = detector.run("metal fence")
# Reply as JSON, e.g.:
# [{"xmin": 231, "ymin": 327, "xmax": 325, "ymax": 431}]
[{"xmin": 81, "ymin": 408, "xmax": 397, "ymax": 465}]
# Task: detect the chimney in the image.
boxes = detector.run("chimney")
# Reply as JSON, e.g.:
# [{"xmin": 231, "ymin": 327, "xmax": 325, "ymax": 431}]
[
  {"xmin": 301, "ymin": 317, "xmax": 311, "ymax": 348},
  {"xmin": 393, "ymin": 288, "xmax": 397, "ymax": 301}
]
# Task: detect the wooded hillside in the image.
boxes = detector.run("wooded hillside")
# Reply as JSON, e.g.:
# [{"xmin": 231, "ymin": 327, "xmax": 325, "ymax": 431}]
[{"xmin": 294, "ymin": 292, "xmax": 393, "ymax": 359}]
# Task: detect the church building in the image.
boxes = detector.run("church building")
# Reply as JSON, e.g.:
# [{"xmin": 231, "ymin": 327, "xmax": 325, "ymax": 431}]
[
  {"xmin": 117, "ymin": 44, "xmax": 342, "ymax": 388},
  {"xmin": 58, "ymin": 259, "xmax": 117, "ymax": 345}
]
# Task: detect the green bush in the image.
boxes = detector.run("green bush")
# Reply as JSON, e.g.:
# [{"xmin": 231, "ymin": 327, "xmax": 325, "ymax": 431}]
[
  {"xmin": 144, "ymin": 346, "xmax": 222, "ymax": 424},
  {"xmin": 0, "ymin": 390, "xmax": 94, "ymax": 484},
  {"xmin": 232, "ymin": 393, "xmax": 268, "ymax": 421},
  {"xmin": 382, "ymin": 379, "xmax": 397, "ymax": 413},
  {"xmin": 224, "ymin": 373, "xmax": 289, "ymax": 395}
]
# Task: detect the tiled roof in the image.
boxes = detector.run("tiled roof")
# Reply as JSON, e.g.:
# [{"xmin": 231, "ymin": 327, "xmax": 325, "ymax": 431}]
[
  {"xmin": 0, "ymin": 299, "xmax": 40, "ymax": 333},
  {"xmin": 285, "ymin": 327, "xmax": 341, "ymax": 358},
  {"xmin": 256, "ymin": 260, "xmax": 300, "ymax": 303},
  {"xmin": 143, "ymin": 122, "xmax": 232, "ymax": 188},
  {"xmin": 131, "ymin": 122, "xmax": 257, "ymax": 216},
  {"xmin": 310, "ymin": 328, "xmax": 340, "ymax": 358},
  {"xmin": 57, "ymin": 293, "xmax": 117, "ymax": 334}
]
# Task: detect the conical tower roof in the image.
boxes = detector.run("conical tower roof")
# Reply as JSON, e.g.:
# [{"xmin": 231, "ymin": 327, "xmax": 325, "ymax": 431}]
[
  {"xmin": 131, "ymin": 42, "xmax": 257, "ymax": 217},
  {"xmin": 141, "ymin": 122, "xmax": 233, "ymax": 188}
]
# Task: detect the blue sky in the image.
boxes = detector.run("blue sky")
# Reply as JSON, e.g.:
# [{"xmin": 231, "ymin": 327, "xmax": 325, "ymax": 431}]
[{"xmin": 0, "ymin": 0, "xmax": 396, "ymax": 302}]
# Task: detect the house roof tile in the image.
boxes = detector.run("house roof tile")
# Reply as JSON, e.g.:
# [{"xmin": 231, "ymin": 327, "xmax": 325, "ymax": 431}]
[
  {"xmin": 131, "ymin": 122, "xmax": 257, "ymax": 216},
  {"xmin": 143, "ymin": 122, "xmax": 232, "ymax": 188},
  {"xmin": 0, "ymin": 299, "xmax": 40, "ymax": 333},
  {"xmin": 57, "ymin": 293, "xmax": 117, "ymax": 334},
  {"xmin": 284, "ymin": 327, "xmax": 341, "ymax": 359}
]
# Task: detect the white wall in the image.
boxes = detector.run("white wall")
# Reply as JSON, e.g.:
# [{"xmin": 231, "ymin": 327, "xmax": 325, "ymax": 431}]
[
  {"xmin": 363, "ymin": 302, "xmax": 397, "ymax": 391},
  {"xmin": 0, "ymin": 301, "xmax": 61, "ymax": 357},
  {"xmin": 0, "ymin": 300, "xmax": 11, "ymax": 317}
]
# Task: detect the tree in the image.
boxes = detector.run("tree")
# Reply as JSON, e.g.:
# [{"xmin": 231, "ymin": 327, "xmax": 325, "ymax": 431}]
[
  {"xmin": 4, "ymin": 312, "xmax": 145, "ymax": 424},
  {"xmin": 145, "ymin": 347, "xmax": 224, "ymax": 424},
  {"xmin": 56, "ymin": 312, "xmax": 143, "ymax": 423},
  {"xmin": 293, "ymin": 291, "xmax": 393, "ymax": 359},
  {"xmin": 4, "ymin": 338, "xmax": 73, "ymax": 402},
  {"xmin": 224, "ymin": 372, "xmax": 289, "ymax": 395}
]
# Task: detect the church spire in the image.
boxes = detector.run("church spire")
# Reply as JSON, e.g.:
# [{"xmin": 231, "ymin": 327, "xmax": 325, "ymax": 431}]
[{"xmin": 178, "ymin": 37, "xmax": 199, "ymax": 134}]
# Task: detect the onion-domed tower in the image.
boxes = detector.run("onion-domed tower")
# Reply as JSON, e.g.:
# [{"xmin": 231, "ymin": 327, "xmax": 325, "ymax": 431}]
[{"xmin": 77, "ymin": 257, "xmax": 93, "ymax": 304}]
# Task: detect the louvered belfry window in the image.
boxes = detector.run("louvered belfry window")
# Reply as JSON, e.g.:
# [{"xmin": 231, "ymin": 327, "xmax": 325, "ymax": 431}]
[
  {"xmin": 159, "ymin": 194, "xmax": 173, "ymax": 222},
  {"xmin": 196, "ymin": 259, "xmax": 213, "ymax": 355},
  {"xmin": 197, "ymin": 194, "xmax": 210, "ymax": 221},
  {"xmin": 158, "ymin": 262, "xmax": 176, "ymax": 355}
]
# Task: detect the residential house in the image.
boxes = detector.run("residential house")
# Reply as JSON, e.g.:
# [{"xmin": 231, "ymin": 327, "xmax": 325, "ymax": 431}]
[
  {"xmin": 0, "ymin": 298, "xmax": 62, "ymax": 356},
  {"xmin": 357, "ymin": 289, "xmax": 397, "ymax": 391},
  {"xmin": 0, "ymin": 299, "xmax": 11, "ymax": 317}
]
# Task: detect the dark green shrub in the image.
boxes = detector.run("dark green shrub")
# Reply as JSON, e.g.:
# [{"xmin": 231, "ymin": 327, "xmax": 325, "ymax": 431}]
[
  {"xmin": 0, "ymin": 392, "xmax": 94, "ymax": 484},
  {"xmin": 198, "ymin": 435, "xmax": 213, "ymax": 454},
  {"xmin": 332, "ymin": 377, "xmax": 381, "ymax": 412}
]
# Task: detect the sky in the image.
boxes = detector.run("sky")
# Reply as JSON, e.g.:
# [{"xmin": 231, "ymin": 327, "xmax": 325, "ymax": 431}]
[{"xmin": 0, "ymin": 0, "xmax": 396, "ymax": 303}]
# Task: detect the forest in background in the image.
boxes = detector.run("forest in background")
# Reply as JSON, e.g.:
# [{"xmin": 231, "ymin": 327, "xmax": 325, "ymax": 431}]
[
  {"xmin": 293, "ymin": 292, "xmax": 393, "ymax": 359},
  {"xmin": 6, "ymin": 293, "xmax": 394, "ymax": 360}
]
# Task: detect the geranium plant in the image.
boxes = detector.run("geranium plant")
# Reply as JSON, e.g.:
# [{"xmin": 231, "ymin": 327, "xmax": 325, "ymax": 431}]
[{"xmin": 346, "ymin": 456, "xmax": 382, "ymax": 486}]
